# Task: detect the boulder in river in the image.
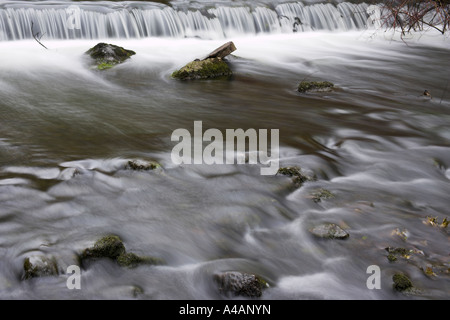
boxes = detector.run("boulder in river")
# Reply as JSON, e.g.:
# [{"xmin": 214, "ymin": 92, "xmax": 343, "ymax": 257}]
[
  {"xmin": 23, "ymin": 255, "xmax": 59, "ymax": 280},
  {"xmin": 214, "ymin": 271, "xmax": 269, "ymax": 298},
  {"xmin": 309, "ymin": 223, "xmax": 349, "ymax": 240},
  {"xmin": 126, "ymin": 159, "xmax": 161, "ymax": 171},
  {"xmin": 172, "ymin": 42, "xmax": 236, "ymax": 80},
  {"xmin": 81, "ymin": 235, "xmax": 164, "ymax": 268},
  {"xmin": 392, "ymin": 273, "xmax": 413, "ymax": 292},
  {"xmin": 86, "ymin": 43, "xmax": 136, "ymax": 70}
]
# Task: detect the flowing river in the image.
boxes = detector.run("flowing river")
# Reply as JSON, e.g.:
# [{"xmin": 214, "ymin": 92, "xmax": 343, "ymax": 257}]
[{"xmin": 0, "ymin": 0, "xmax": 449, "ymax": 300}]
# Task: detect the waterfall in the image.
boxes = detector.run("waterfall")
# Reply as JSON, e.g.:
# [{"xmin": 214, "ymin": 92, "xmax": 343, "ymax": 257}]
[{"xmin": 0, "ymin": 1, "xmax": 371, "ymax": 41}]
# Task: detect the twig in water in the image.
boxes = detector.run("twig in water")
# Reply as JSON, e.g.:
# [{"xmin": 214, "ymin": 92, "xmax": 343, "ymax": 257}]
[{"xmin": 31, "ymin": 21, "xmax": 48, "ymax": 50}]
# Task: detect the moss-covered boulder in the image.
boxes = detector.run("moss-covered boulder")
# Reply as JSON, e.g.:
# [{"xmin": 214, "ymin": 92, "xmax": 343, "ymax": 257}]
[
  {"xmin": 81, "ymin": 235, "xmax": 126, "ymax": 260},
  {"xmin": 125, "ymin": 160, "xmax": 161, "ymax": 171},
  {"xmin": 80, "ymin": 235, "xmax": 164, "ymax": 269},
  {"xmin": 86, "ymin": 43, "xmax": 136, "ymax": 70},
  {"xmin": 309, "ymin": 223, "xmax": 349, "ymax": 240},
  {"xmin": 277, "ymin": 166, "xmax": 314, "ymax": 187},
  {"xmin": 392, "ymin": 273, "xmax": 413, "ymax": 292},
  {"xmin": 172, "ymin": 58, "xmax": 232, "ymax": 80},
  {"xmin": 214, "ymin": 271, "xmax": 269, "ymax": 298},
  {"xmin": 298, "ymin": 81, "xmax": 334, "ymax": 93},
  {"xmin": 23, "ymin": 256, "xmax": 59, "ymax": 280}
]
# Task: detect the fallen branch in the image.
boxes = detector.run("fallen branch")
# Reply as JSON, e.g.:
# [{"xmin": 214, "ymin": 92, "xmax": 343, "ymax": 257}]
[{"xmin": 31, "ymin": 21, "xmax": 48, "ymax": 50}]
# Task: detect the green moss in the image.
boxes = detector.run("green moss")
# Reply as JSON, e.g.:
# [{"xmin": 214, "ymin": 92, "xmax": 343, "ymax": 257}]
[
  {"xmin": 97, "ymin": 62, "xmax": 115, "ymax": 70},
  {"xmin": 387, "ymin": 254, "xmax": 397, "ymax": 262},
  {"xmin": 172, "ymin": 58, "xmax": 232, "ymax": 80},
  {"xmin": 392, "ymin": 273, "xmax": 413, "ymax": 292},
  {"xmin": 298, "ymin": 81, "xmax": 334, "ymax": 93}
]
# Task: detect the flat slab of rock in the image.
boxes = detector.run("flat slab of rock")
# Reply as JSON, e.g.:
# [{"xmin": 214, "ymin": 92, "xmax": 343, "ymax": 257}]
[
  {"xmin": 204, "ymin": 41, "xmax": 236, "ymax": 60},
  {"xmin": 172, "ymin": 57, "xmax": 232, "ymax": 80},
  {"xmin": 298, "ymin": 81, "xmax": 334, "ymax": 93},
  {"xmin": 309, "ymin": 223, "xmax": 349, "ymax": 240}
]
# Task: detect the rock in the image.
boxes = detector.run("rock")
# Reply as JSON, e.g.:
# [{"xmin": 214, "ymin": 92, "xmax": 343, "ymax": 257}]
[
  {"xmin": 204, "ymin": 41, "xmax": 237, "ymax": 60},
  {"xmin": 298, "ymin": 81, "xmax": 334, "ymax": 93},
  {"xmin": 126, "ymin": 160, "xmax": 161, "ymax": 171},
  {"xmin": 423, "ymin": 90, "xmax": 432, "ymax": 98},
  {"xmin": 172, "ymin": 58, "xmax": 232, "ymax": 80},
  {"xmin": 277, "ymin": 166, "xmax": 314, "ymax": 187},
  {"xmin": 23, "ymin": 256, "xmax": 59, "ymax": 280},
  {"xmin": 81, "ymin": 235, "xmax": 164, "ymax": 268},
  {"xmin": 392, "ymin": 273, "xmax": 413, "ymax": 292},
  {"xmin": 311, "ymin": 188, "xmax": 335, "ymax": 203},
  {"xmin": 214, "ymin": 271, "xmax": 269, "ymax": 298},
  {"xmin": 85, "ymin": 43, "xmax": 136, "ymax": 70},
  {"xmin": 81, "ymin": 235, "xmax": 126, "ymax": 260},
  {"xmin": 309, "ymin": 223, "xmax": 349, "ymax": 240}
]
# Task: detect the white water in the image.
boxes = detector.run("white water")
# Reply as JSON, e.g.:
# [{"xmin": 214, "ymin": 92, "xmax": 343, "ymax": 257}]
[{"xmin": 0, "ymin": 1, "xmax": 370, "ymax": 40}]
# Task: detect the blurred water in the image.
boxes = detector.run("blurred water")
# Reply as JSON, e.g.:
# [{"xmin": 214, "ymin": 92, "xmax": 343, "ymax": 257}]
[{"xmin": 0, "ymin": 14, "xmax": 449, "ymax": 300}]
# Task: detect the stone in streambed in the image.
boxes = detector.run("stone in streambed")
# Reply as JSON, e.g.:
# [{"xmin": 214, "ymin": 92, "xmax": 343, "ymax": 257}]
[
  {"xmin": 86, "ymin": 43, "xmax": 136, "ymax": 70},
  {"xmin": 309, "ymin": 223, "xmax": 349, "ymax": 240},
  {"xmin": 80, "ymin": 235, "xmax": 164, "ymax": 269},
  {"xmin": 214, "ymin": 271, "xmax": 269, "ymax": 298},
  {"xmin": 23, "ymin": 255, "xmax": 59, "ymax": 280}
]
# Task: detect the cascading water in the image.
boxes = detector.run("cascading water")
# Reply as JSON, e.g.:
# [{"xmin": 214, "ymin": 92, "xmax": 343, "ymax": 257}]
[{"xmin": 0, "ymin": 1, "xmax": 370, "ymax": 40}]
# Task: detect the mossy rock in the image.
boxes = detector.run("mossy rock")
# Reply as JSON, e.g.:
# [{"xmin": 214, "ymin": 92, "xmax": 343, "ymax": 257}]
[
  {"xmin": 172, "ymin": 58, "xmax": 232, "ymax": 80},
  {"xmin": 392, "ymin": 273, "xmax": 413, "ymax": 292},
  {"xmin": 298, "ymin": 81, "xmax": 334, "ymax": 93},
  {"xmin": 81, "ymin": 235, "xmax": 126, "ymax": 261},
  {"xmin": 277, "ymin": 166, "xmax": 314, "ymax": 187},
  {"xmin": 86, "ymin": 43, "xmax": 136, "ymax": 70},
  {"xmin": 309, "ymin": 223, "xmax": 349, "ymax": 240},
  {"xmin": 126, "ymin": 160, "xmax": 161, "ymax": 171},
  {"xmin": 214, "ymin": 271, "xmax": 269, "ymax": 298},
  {"xmin": 117, "ymin": 252, "xmax": 165, "ymax": 268},
  {"xmin": 81, "ymin": 235, "xmax": 164, "ymax": 268},
  {"xmin": 23, "ymin": 256, "xmax": 59, "ymax": 280}
]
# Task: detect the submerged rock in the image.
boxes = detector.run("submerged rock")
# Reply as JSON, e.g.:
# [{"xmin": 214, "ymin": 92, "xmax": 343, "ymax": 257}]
[
  {"xmin": 86, "ymin": 43, "xmax": 136, "ymax": 70},
  {"xmin": 309, "ymin": 223, "xmax": 349, "ymax": 240},
  {"xmin": 277, "ymin": 166, "xmax": 314, "ymax": 187},
  {"xmin": 116, "ymin": 252, "xmax": 164, "ymax": 268},
  {"xmin": 214, "ymin": 271, "xmax": 269, "ymax": 298},
  {"xmin": 298, "ymin": 81, "xmax": 334, "ymax": 93},
  {"xmin": 81, "ymin": 235, "xmax": 164, "ymax": 269},
  {"xmin": 172, "ymin": 58, "xmax": 232, "ymax": 80},
  {"xmin": 311, "ymin": 188, "xmax": 335, "ymax": 203},
  {"xmin": 23, "ymin": 256, "xmax": 59, "ymax": 280}
]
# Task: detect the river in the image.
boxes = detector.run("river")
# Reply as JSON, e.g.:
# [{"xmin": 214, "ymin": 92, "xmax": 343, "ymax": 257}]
[{"xmin": 0, "ymin": 0, "xmax": 449, "ymax": 300}]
